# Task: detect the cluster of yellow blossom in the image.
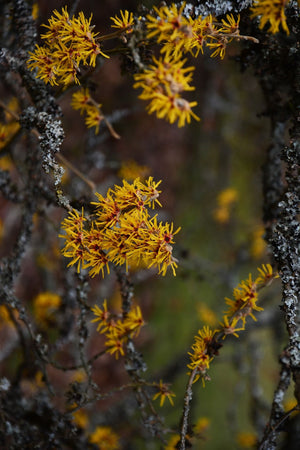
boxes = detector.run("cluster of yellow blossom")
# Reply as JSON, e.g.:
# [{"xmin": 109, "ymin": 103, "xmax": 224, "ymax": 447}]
[
  {"xmin": 133, "ymin": 53, "xmax": 200, "ymax": 127},
  {"xmin": 133, "ymin": 2, "xmax": 254, "ymax": 127},
  {"xmin": 33, "ymin": 291, "xmax": 61, "ymax": 326},
  {"xmin": 146, "ymin": 3, "xmax": 242, "ymax": 59},
  {"xmin": 0, "ymin": 98, "xmax": 20, "ymax": 151},
  {"xmin": 250, "ymin": 0, "xmax": 291, "ymax": 35},
  {"xmin": 26, "ymin": 5, "xmax": 260, "ymax": 129},
  {"xmin": 91, "ymin": 300, "xmax": 145, "ymax": 359},
  {"xmin": 27, "ymin": 7, "xmax": 108, "ymax": 86},
  {"xmin": 89, "ymin": 425, "xmax": 120, "ymax": 450},
  {"xmin": 60, "ymin": 177, "xmax": 180, "ymax": 277},
  {"xmin": 187, "ymin": 264, "xmax": 279, "ymax": 384}
]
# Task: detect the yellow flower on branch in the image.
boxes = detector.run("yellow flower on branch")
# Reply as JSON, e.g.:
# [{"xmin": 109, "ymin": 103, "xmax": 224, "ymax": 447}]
[
  {"xmin": 85, "ymin": 105, "xmax": 104, "ymax": 134},
  {"xmin": 152, "ymin": 380, "xmax": 176, "ymax": 406},
  {"xmin": 187, "ymin": 264, "xmax": 277, "ymax": 383},
  {"xmin": 250, "ymin": 0, "xmax": 291, "ymax": 35},
  {"xmin": 218, "ymin": 315, "xmax": 245, "ymax": 339},
  {"xmin": 91, "ymin": 300, "xmax": 111, "ymax": 333},
  {"xmin": 91, "ymin": 301, "xmax": 145, "ymax": 359},
  {"xmin": 123, "ymin": 306, "xmax": 145, "ymax": 337},
  {"xmin": 255, "ymin": 263, "xmax": 279, "ymax": 285},
  {"xmin": 71, "ymin": 88, "xmax": 92, "ymax": 114},
  {"xmin": 60, "ymin": 177, "xmax": 180, "ymax": 277},
  {"xmin": 134, "ymin": 54, "xmax": 200, "ymax": 127},
  {"xmin": 105, "ymin": 326, "xmax": 127, "ymax": 359},
  {"xmin": 146, "ymin": 2, "xmax": 193, "ymax": 57},
  {"xmin": 28, "ymin": 7, "xmax": 109, "ymax": 86},
  {"xmin": 110, "ymin": 10, "xmax": 134, "ymax": 33}
]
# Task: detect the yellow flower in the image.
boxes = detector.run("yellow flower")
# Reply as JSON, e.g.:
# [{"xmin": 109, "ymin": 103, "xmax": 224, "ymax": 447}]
[
  {"xmin": 152, "ymin": 380, "xmax": 176, "ymax": 406},
  {"xmin": 72, "ymin": 409, "xmax": 88, "ymax": 429},
  {"xmin": 91, "ymin": 300, "xmax": 112, "ymax": 333},
  {"xmin": 110, "ymin": 10, "xmax": 134, "ymax": 33},
  {"xmin": 255, "ymin": 263, "xmax": 279, "ymax": 285},
  {"xmin": 105, "ymin": 326, "xmax": 127, "ymax": 359},
  {"xmin": 146, "ymin": 2, "xmax": 193, "ymax": 57},
  {"xmin": 206, "ymin": 36, "xmax": 230, "ymax": 59},
  {"xmin": 123, "ymin": 306, "xmax": 145, "ymax": 337},
  {"xmin": 27, "ymin": 45, "xmax": 59, "ymax": 86},
  {"xmin": 221, "ymin": 14, "xmax": 241, "ymax": 34},
  {"xmin": 213, "ymin": 187, "xmax": 238, "ymax": 223},
  {"xmin": 236, "ymin": 431, "xmax": 257, "ymax": 448},
  {"xmin": 194, "ymin": 416, "xmax": 211, "ymax": 434},
  {"xmin": 89, "ymin": 426, "xmax": 120, "ymax": 450},
  {"xmin": 33, "ymin": 292, "xmax": 61, "ymax": 326},
  {"xmin": 71, "ymin": 88, "xmax": 92, "ymax": 115},
  {"xmin": 187, "ymin": 332, "xmax": 212, "ymax": 371},
  {"xmin": 217, "ymin": 187, "xmax": 238, "ymax": 206},
  {"xmin": 225, "ymin": 274, "xmax": 264, "ymax": 325},
  {"xmin": 250, "ymin": 0, "xmax": 290, "ymax": 35},
  {"xmin": 85, "ymin": 105, "xmax": 104, "ymax": 134},
  {"xmin": 218, "ymin": 315, "xmax": 245, "ymax": 339}
]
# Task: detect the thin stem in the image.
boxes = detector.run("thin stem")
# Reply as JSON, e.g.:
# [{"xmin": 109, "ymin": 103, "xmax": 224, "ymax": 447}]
[{"xmin": 57, "ymin": 153, "xmax": 96, "ymax": 191}]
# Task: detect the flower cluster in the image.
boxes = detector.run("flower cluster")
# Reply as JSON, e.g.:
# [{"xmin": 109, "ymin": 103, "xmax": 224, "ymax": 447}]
[
  {"xmin": 133, "ymin": 53, "xmax": 200, "ymax": 127},
  {"xmin": 27, "ymin": 7, "xmax": 108, "ymax": 86},
  {"xmin": 146, "ymin": 3, "xmax": 243, "ymax": 59},
  {"xmin": 60, "ymin": 177, "xmax": 180, "ymax": 277},
  {"xmin": 91, "ymin": 300, "xmax": 145, "ymax": 359},
  {"xmin": 187, "ymin": 264, "xmax": 278, "ymax": 384},
  {"xmin": 133, "ymin": 2, "xmax": 257, "ymax": 127},
  {"xmin": 250, "ymin": 0, "xmax": 291, "ymax": 35}
]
